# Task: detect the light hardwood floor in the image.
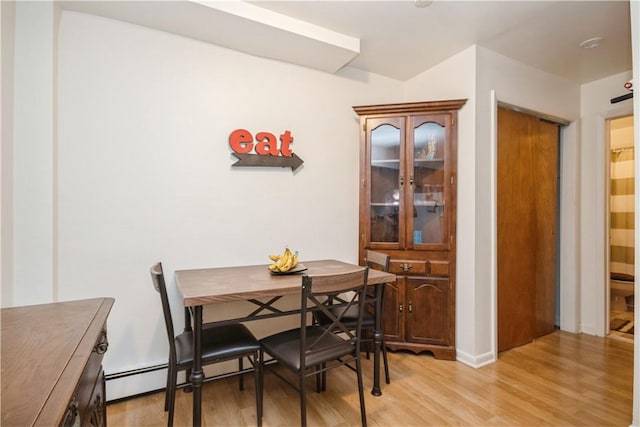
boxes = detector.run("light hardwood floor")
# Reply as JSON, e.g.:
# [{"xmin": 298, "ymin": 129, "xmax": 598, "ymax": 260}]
[{"xmin": 107, "ymin": 331, "xmax": 633, "ymax": 426}]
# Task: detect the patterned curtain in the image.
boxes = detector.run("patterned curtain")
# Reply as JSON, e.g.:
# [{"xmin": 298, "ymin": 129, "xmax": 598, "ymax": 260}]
[{"xmin": 610, "ymin": 146, "xmax": 635, "ymax": 281}]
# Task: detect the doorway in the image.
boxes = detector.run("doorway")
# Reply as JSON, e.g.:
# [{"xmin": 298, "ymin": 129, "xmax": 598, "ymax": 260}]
[
  {"xmin": 497, "ymin": 106, "xmax": 561, "ymax": 352},
  {"xmin": 608, "ymin": 115, "xmax": 635, "ymax": 341}
]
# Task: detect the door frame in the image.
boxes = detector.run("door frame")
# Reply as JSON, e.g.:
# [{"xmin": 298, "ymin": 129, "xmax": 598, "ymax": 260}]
[
  {"xmin": 605, "ymin": 114, "xmax": 636, "ymax": 336},
  {"xmin": 593, "ymin": 108, "xmax": 634, "ymax": 337}
]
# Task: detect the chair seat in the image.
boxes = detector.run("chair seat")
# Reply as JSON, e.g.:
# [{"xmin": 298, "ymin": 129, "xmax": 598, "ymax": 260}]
[
  {"xmin": 175, "ymin": 323, "xmax": 260, "ymax": 367},
  {"xmin": 315, "ymin": 305, "xmax": 374, "ymax": 329},
  {"xmin": 261, "ymin": 326, "xmax": 354, "ymax": 372}
]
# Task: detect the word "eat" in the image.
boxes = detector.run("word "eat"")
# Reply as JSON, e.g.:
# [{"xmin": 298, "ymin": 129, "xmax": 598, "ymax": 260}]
[{"xmin": 229, "ymin": 129, "xmax": 294, "ymax": 157}]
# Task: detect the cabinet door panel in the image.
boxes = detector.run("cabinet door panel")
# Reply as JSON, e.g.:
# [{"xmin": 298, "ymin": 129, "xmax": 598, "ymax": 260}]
[
  {"xmin": 382, "ymin": 279, "xmax": 404, "ymax": 342},
  {"xmin": 406, "ymin": 277, "xmax": 450, "ymax": 346},
  {"xmin": 367, "ymin": 117, "xmax": 405, "ymax": 248},
  {"xmin": 409, "ymin": 114, "xmax": 451, "ymax": 250}
]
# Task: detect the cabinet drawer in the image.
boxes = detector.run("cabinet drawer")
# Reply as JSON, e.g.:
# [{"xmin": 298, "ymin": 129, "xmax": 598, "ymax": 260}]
[
  {"xmin": 389, "ymin": 259, "xmax": 449, "ymax": 277},
  {"xmin": 389, "ymin": 260, "xmax": 427, "ymax": 275},
  {"xmin": 429, "ymin": 260, "xmax": 449, "ymax": 277}
]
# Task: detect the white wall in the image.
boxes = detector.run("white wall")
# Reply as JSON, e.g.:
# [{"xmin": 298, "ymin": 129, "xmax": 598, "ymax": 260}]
[
  {"xmin": 11, "ymin": 1, "xmax": 60, "ymax": 306},
  {"xmin": 1, "ymin": 0, "xmax": 16, "ymax": 308},
  {"xmin": 54, "ymin": 10, "xmax": 401, "ymax": 399}
]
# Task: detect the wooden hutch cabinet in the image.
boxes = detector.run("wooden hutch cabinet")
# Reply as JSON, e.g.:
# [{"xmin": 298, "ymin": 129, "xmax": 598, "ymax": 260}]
[
  {"xmin": 353, "ymin": 99, "xmax": 466, "ymax": 360},
  {"xmin": 1, "ymin": 298, "xmax": 114, "ymax": 427}
]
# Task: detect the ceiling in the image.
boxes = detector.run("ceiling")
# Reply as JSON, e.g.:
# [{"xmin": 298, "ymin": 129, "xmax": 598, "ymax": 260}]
[{"xmin": 61, "ymin": 0, "xmax": 633, "ymax": 84}]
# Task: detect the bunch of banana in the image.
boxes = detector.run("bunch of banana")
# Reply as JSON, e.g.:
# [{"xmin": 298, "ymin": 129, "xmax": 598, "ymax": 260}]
[{"xmin": 268, "ymin": 247, "xmax": 299, "ymax": 272}]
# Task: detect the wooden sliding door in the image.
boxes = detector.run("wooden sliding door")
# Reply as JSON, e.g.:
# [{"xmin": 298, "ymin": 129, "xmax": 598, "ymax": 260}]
[{"xmin": 497, "ymin": 106, "xmax": 559, "ymax": 352}]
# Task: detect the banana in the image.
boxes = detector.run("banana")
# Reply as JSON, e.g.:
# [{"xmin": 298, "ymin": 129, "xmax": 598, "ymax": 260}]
[
  {"xmin": 268, "ymin": 247, "xmax": 298, "ymax": 272},
  {"xmin": 275, "ymin": 249, "xmax": 290, "ymax": 270},
  {"xmin": 279, "ymin": 254, "xmax": 295, "ymax": 272}
]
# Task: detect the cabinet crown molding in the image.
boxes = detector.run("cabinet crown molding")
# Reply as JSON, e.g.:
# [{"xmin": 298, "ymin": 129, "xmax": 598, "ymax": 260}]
[{"xmin": 353, "ymin": 99, "xmax": 467, "ymax": 116}]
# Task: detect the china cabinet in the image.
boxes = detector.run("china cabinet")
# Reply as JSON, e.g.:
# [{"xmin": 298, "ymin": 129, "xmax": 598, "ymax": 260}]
[{"xmin": 353, "ymin": 99, "xmax": 466, "ymax": 360}]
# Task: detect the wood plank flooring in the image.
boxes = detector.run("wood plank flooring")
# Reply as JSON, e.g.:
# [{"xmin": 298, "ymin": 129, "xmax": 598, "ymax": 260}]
[{"xmin": 106, "ymin": 331, "xmax": 633, "ymax": 426}]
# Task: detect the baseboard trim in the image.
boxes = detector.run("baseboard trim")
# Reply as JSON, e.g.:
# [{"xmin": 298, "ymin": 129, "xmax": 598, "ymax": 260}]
[
  {"xmin": 105, "ymin": 363, "xmax": 167, "ymax": 381},
  {"xmin": 456, "ymin": 348, "xmax": 496, "ymax": 368},
  {"xmin": 105, "ymin": 359, "xmax": 264, "ymax": 403}
]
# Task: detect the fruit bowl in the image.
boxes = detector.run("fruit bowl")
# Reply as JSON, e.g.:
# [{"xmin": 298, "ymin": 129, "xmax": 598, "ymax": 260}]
[{"xmin": 270, "ymin": 263, "xmax": 307, "ymax": 275}]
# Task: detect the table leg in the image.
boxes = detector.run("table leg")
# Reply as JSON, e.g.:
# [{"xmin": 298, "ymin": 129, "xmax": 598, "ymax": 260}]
[
  {"xmin": 191, "ymin": 306, "xmax": 204, "ymax": 426},
  {"xmin": 371, "ymin": 283, "xmax": 383, "ymax": 396}
]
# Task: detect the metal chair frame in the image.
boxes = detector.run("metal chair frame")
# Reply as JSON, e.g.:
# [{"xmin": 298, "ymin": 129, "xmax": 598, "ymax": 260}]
[
  {"xmin": 314, "ymin": 250, "xmax": 392, "ymax": 384},
  {"xmin": 150, "ymin": 262, "xmax": 262, "ymax": 427},
  {"xmin": 259, "ymin": 267, "xmax": 369, "ymax": 427}
]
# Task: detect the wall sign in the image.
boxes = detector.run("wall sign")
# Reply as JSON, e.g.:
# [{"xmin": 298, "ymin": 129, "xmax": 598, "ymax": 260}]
[{"xmin": 229, "ymin": 129, "xmax": 304, "ymax": 172}]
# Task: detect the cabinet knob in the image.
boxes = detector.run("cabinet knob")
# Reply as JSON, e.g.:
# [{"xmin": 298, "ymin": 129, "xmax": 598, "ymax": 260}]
[
  {"xmin": 399, "ymin": 303, "xmax": 403, "ymax": 313},
  {"xmin": 400, "ymin": 263, "xmax": 412, "ymax": 272},
  {"xmin": 408, "ymin": 302, "xmax": 413, "ymax": 313},
  {"xmin": 94, "ymin": 330, "xmax": 109, "ymax": 354}
]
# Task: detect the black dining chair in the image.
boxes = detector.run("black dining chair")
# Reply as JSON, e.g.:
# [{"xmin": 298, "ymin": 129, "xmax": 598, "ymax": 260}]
[
  {"xmin": 259, "ymin": 267, "xmax": 369, "ymax": 427},
  {"xmin": 313, "ymin": 249, "xmax": 391, "ymax": 384},
  {"xmin": 150, "ymin": 262, "xmax": 262, "ymax": 427}
]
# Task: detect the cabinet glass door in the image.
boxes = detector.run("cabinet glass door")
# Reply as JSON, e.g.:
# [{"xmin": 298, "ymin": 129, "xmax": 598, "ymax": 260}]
[
  {"xmin": 368, "ymin": 118, "xmax": 403, "ymax": 244},
  {"xmin": 411, "ymin": 116, "xmax": 447, "ymax": 246}
]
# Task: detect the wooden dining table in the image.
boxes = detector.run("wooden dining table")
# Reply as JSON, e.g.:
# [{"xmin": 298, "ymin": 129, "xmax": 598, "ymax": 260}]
[{"xmin": 175, "ymin": 259, "xmax": 395, "ymax": 427}]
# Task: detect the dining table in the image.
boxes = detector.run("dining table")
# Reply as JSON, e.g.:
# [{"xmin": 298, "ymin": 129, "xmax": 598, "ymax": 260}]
[{"xmin": 175, "ymin": 259, "xmax": 396, "ymax": 427}]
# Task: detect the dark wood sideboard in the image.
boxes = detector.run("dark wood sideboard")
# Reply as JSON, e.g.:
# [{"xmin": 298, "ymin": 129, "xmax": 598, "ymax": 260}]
[{"xmin": 1, "ymin": 298, "xmax": 114, "ymax": 426}]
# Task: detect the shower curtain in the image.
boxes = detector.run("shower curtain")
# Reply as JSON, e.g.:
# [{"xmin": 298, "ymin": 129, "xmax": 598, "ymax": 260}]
[{"xmin": 610, "ymin": 146, "xmax": 635, "ymax": 281}]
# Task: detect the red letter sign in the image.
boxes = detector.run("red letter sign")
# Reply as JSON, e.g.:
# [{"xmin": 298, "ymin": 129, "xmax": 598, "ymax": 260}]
[
  {"xmin": 279, "ymin": 130, "xmax": 293, "ymax": 157},
  {"xmin": 254, "ymin": 132, "xmax": 279, "ymax": 156},
  {"xmin": 229, "ymin": 128, "xmax": 304, "ymax": 171},
  {"xmin": 229, "ymin": 129, "xmax": 254, "ymax": 154}
]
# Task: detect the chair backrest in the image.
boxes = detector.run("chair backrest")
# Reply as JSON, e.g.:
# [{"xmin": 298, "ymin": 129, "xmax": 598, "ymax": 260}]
[
  {"xmin": 300, "ymin": 267, "xmax": 369, "ymax": 368},
  {"xmin": 364, "ymin": 250, "xmax": 390, "ymax": 300},
  {"xmin": 364, "ymin": 249, "xmax": 390, "ymax": 273},
  {"xmin": 150, "ymin": 262, "xmax": 177, "ymax": 361}
]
